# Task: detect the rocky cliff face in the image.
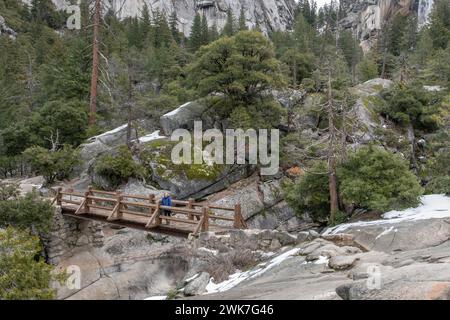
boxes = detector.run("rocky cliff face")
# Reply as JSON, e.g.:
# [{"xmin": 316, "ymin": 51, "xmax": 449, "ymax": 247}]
[
  {"xmin": 340, "ymin": 0, "xmax": 434, "ymax": 52},
  {"xmin": 23, "ymin": 0, "xmax": 296, "ymax": 36}
]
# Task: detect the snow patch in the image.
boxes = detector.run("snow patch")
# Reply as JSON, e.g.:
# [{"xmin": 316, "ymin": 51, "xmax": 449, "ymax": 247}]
[
  {"xmin": 375, "ymin": 226, "xmax": 395, "ymax": 240},
  {"xmin": 314, "ymin": 256, "xmax": 330, "ymax": 265},
  {"xmin": 323, "ymin": 195, "xmax": 450, "ymax": 235},
  {"xmin": 163, "ymin": 102, "xmax": 190, "ymax": 117},
  {"xmin": 198, "ymin": 247, "xmax": 219, "ymax": 255},
  {"xmin": 93, "ymin": 124, "xmax": 127, "ymax": 139},
  {"xmin": 185, "ymin": 273, "xmax": 200, "ymax": 283},
  {"xmin": 144, "ymin": 295, "xmax": 167, "ymax": 300},
  {"xmin": 204, "ymin": 248, "xmax": 300, "ymax": 294},
  {"xmin": 137, "ymin": 130, "xmax": 166, "ymax": 143}
]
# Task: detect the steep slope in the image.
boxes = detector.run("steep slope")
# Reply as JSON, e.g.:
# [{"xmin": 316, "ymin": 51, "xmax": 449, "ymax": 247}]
[
  {"xmin": 340, "ymin": 0, "xmax": 435, "ymax": 52},
  {"xmin": 22, "ymin": 0, "xmax": 297, "ymax": 36}
]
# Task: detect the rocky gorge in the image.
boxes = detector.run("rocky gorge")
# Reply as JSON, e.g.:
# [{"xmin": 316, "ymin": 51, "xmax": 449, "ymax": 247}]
[
  {"xmin": 4, "ymin": 75, "xmax": 442, "ymax": 300},
  {"xmin": 39, "ymin": 194, "xmax": 449, "ymax": 300}
]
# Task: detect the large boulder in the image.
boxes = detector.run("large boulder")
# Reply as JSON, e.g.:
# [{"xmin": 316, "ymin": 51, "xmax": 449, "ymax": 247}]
[
  {"xmin": 336, "ymin": 263, "xmax": 450, "ymax": 300},
  {"xmin": 76, "ymin": 124, "xmax": 129, "ymax": 174},
  {"xmin": 184, "ymin": 272, "xmax": 211, "ymax": 296},
  {"xmin": 160, "ymin": 101, "xmax": 208, "ymax": 136}
]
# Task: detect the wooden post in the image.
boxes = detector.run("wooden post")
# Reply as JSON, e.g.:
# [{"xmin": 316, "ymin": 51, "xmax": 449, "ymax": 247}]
[
  {"xmin": 116, "ymin": 191, "xmax": 123, "ymax": 220},
  {"xmin": 155, "ymin": 202, "xmax": 161, "ymax": 226},
  {"xmin": 187, "ymin": 198, "xmax": 194, "ymax": 220},
  {"xmin": 84, "ymin": 187, "xmax": 93, "ymax": 214},
  {"xmin": 149, "ymin": 194, "xmax": 155, "ymax": 215},
  {"xmin": 202, "ymin": 206, "xmax": 209, "ymax": 232},
  {"xmin": 234, "ymin": 204, "xmax": 242, "ymax": 229},
  {"xmin": 56, "ymin": 187, "xmax": 63, "ymax": 206}
]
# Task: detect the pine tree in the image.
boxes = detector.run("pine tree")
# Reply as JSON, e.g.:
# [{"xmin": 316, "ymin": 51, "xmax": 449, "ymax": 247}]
[
  {"xmin": 238, "ymin": 6, "xmax": 248, "ymax": 31},
  {"xmin": 209, "ymin": 23, "xmax": 219, "ymax": 42},
  {"xmin": 188, "ymin": 12, "xmax": 203, "ymax": 52},
  {"xmin": 222, "ymin": 7, "xmax": 235, "ymax": 36},
  {"xmin": 140, "ymin": 3, "xmax": 151, "ymax": 40},
  {"xmin": 200, "ymin": 12, "xmax": 209, "ymax": 46},
  {"xmin": 169, "ymin": 11, "xmax": 181, "ymax": 44},
  {"xmin": 428, "ymin": 0, "xmax": 450, "ymax": 50}
]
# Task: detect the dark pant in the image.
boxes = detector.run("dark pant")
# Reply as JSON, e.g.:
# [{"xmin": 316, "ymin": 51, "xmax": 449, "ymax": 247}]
[{"xmin": 162, "ymin": 209, "xmax": 171, "ymax": 216}]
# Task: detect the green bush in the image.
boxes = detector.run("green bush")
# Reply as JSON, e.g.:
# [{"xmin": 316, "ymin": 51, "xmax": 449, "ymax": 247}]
[
  {"xmin": 425, "ymin": 150, "xmax": 450, "ymax": 195},
  {"xmin": 0, "ymin": 182, "xmax": 20, "ymax": 201},
  {"xmin": 23, "ymin": 145, "xmax": 80, "ymax": 184},
  {"xmin": 0, "ymin": 227, "xmax": 56, "ymax": 300},
  {"xmin": 284, "ymin": 162, "xmax": 330, "ymax": 223},
  {"xmin": 338, "ymin": 147, "xmax": 423, "ymax": 212},
  {"xmin": 0, "ymin": 190, "xmax": 54, "ymax": 234},
  {"xmin": 425, "ymin": 176, "xmax": 450, "ymax": 195},
  {"xmin": 94, "ymin": 146, "xmax": 145, "ymax": 189},
  {"xmin": 380, "ymin": 85, "xmax": 443, "ymax": 131}
]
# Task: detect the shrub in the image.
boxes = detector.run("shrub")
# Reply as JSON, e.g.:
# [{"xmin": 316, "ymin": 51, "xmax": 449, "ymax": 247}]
[
  {"xmin": 380, "ymin": 85, "xmax": 443, "ymax": 131},
  {"xmin": 0, "ymin": 182, "xmax": 20, "ymax": 201},
  {"xmin": 338, "ymin": 147, "xmax": 423, "ymax": 212},
  {"xmin": 201, "ymin": 249, "xmax": 261, "ymax": 283},
  {"xmin": 425, "ymin": 150, "xmax": 450, "ymax": 195},
  {"xmin": 23, "ymin": 145, "xmax": 80, "ymax": 184},
  {"xmin": 0, "ymin": 227, "xmax": 56, "ymax": 300},
  {"xmin": 94, "ymin": 145, "xmax": 145, "ymax": 189},
  {"xmin": 0, "ymin": 190, "xmax": 54, "ymax": 234},
  {"xmin": 284, "ymin": 162, "xmax": 330, "ymax": 223}
]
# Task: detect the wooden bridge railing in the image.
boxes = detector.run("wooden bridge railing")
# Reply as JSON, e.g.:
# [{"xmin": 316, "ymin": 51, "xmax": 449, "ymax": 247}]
[{"xmin": 52, "ymin": 187, "xmax": 247, "ymax": 236}]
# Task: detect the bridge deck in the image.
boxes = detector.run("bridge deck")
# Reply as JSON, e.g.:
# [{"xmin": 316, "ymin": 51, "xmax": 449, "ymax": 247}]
[{"xmin": 53, "ymin": 188, "xmax": 246, "ymax": 238}]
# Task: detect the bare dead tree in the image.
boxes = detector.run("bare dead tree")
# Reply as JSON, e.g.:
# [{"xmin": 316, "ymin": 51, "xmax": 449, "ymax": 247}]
[
  {"xmin": 45, "ymin": 130, "xmax": 60, "ymax": 152},
  {"xmin": 89, "ymin": 0, "xmax": 101, "ymax": 125}
]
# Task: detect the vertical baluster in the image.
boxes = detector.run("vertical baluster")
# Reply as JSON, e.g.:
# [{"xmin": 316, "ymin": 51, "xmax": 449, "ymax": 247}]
[{"xmin": 202, "ymin": 206, "xmax": 209, "ymax": 232}]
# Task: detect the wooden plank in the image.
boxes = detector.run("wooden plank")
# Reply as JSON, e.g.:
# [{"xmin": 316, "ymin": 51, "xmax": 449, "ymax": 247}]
[
  {"xmin": 202, "ymin": 207, "xmax": 209, "ymax": 232},
  {"xmin": 159, "ymin": 205, "xmax": 199, "ymax": 214},
  {"xmin": 120, "ymin": 209, "xmax": 152, "ymax": 217},
  {"xmin": 91, "ymin": 190, "xmax": 116, "ymax": 195},
  {"xmin": 75, "ymin": 198, "xmax": 87, "ymax": 215},
  {"xmin": 193, "ymin": 216, "xmax": 205, "ymax": 235},
  {"xmin": 60, "ymin": 191, "xmax": 85, "ymax": 197},
  {"xmin": 107, "ymin": 203, "xmax": 120, "ymax": 221},
  {"xmin": 89, "ymin": 203, "xmax": 115, "ymax": 211},
  {"xmin": 122, "ymin": 194, "xmax": 153, "ymax": 201},
  {"xmin": 159, "ymin": 216, "xmax": 199, "ymax": 225},
  {"xmin": 87, "ymin": 195, "xmax": 117, "ymax": 203},
  {"xmin": 61, "ymin": 199, "xmax": 82, "ymax": 205},
  {"xmin": 145, "ymin": 205, "xmax": 159, "ymax": 228},
  {"xmin": 121, "ymin": 200, "xmax": 154, "ymax": 208}
]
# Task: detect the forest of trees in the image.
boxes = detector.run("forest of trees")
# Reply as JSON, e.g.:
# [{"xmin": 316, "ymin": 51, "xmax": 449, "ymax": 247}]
[
  {"xmin": 0, "ymin": 0, "xmax": 448, "ymax": 212},
  {"xmin": 0, "ymin": 0, "xmax": 449, "ymax": 298}
]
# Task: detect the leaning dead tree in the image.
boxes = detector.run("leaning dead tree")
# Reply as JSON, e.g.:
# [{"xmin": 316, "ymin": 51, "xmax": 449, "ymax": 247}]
[{"xmin": 89, "ymin": 0, "xmax": 101, "ymax": 125}]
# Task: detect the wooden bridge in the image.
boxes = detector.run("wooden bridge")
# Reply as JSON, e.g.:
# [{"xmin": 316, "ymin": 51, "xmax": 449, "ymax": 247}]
[{"xmin": 52, "ymin": 187, "xmax": 247, "ymax": 238}]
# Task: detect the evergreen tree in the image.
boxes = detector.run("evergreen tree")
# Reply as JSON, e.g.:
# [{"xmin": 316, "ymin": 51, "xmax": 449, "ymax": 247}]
[
  {"xmin": 200, "ymin": 12, "xmax": 209, "ymax": 46},
  {"xmin": 222, "ymin": 7, "xmax": 235, "ymax": 36},
  {"xmin": 428, "ymin": 0, "xmax": 450, "ymax": 50},
  {"xmin": 169, "ymin": 11, "xmax": 181, "ymax": 44},
  {"xmin": 188, "ymin": 12, "xmax": 203, "ymax": 52},
  {"xmin": 238, "ymin": 6, "xmax": 248, "ymax": 31},
  {"xmin": 209, "ymin": 23, "xmax": 220, "ymax": 42}
]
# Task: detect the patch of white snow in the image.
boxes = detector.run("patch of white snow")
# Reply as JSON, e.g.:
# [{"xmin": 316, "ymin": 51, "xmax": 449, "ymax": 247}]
[
  {"xmin": 144, "ymin": 295, "xmax": 167, "ymax": 300},
  {"xmin": 323, "ymin": 195, "xmax": 450, "ymax": 235},
  {"xmin": 204, "ymin": 248, "xmax": 300, "ymax": 294}
]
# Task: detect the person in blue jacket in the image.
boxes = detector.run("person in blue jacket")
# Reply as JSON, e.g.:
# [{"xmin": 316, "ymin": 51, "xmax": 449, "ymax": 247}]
[{"xmin": 161, "ymin": 192, "xmax": 172, "ymax": 224}]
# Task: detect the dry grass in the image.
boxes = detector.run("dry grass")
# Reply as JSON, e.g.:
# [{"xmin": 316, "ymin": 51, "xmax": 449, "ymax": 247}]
[{"xmin": 201, "ymin": 249, "xmax": 262, "ymax": 283}]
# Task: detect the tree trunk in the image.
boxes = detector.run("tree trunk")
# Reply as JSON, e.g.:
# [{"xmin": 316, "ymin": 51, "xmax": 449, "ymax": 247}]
[
  {"xmin": 89, "ymin": 0, "xmax": 101, "ymax": 125},
  {"xmin": 407, "ymin": 123, "xmax": 418, "ymax": 174},
  {"xmin": 326, "ymin": 73, "xmax": 339, "ymax": 224}
]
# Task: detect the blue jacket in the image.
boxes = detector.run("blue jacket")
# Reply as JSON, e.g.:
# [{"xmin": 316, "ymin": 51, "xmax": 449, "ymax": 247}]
[{"xmin": 161, "ymin": 196, "xmax": 172, "ymax": 207}]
